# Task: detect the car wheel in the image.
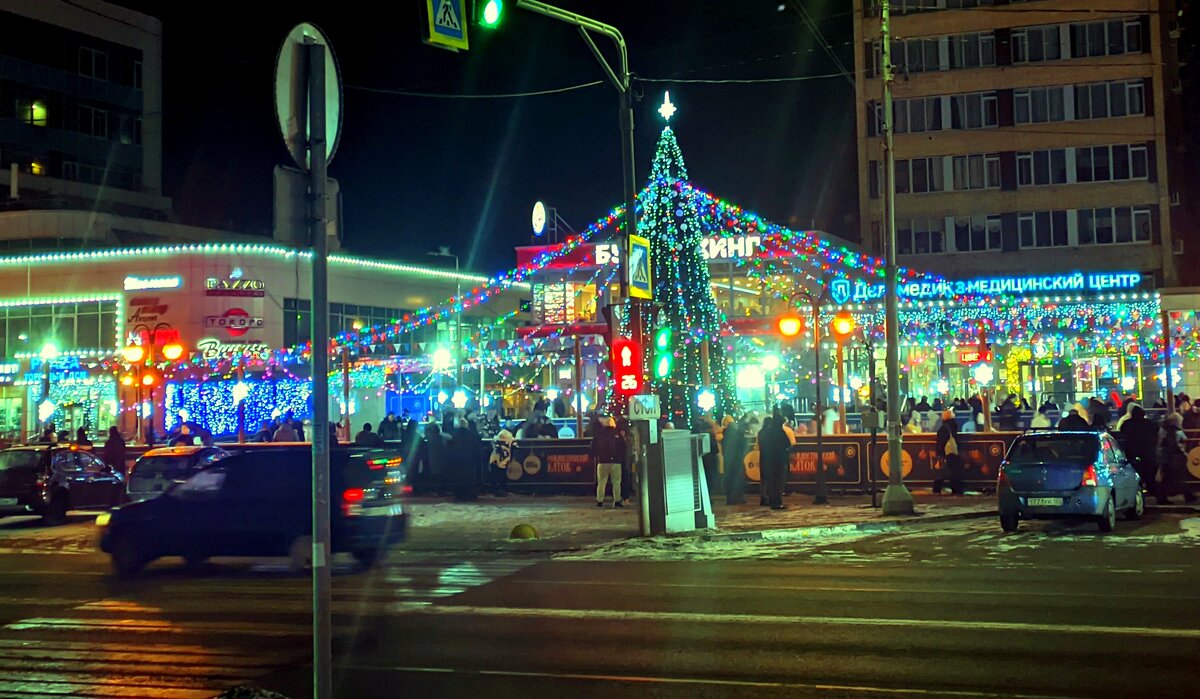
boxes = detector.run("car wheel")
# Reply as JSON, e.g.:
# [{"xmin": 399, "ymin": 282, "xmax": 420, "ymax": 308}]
[
  {"xmin": 352, "ymin": 545, "xmax": 386, "ymax": 568},
  {"xmin": 288, "ymin": 535, "xmax": 312, "ymax": 572},
  {"xmin": 1097, "ymin": 494, "xmax": 1116, "ymax": 533},
  {"xmin": 999, "ymin": 511, "xmax": 1019, "ymax": 532},
  {"xmin": 110, "ymin": 537, "xmax": 147, "ymax": 578},
  {"xmin": 41, "ymin": 491, "xmax": 68, "ymax": 525},
  {"xmin": 1126, "ymin": 487, "xmax": 1145, "ymax": 521}
]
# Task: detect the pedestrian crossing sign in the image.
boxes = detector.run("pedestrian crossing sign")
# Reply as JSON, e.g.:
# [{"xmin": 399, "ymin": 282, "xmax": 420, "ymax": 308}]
[
  {"xmin": 629, "ymin": 233, "xmax": 652, "ymax": 300},
  {"xmin": 424, "ymin": 0, "xmax": 469, "ymax": 52}
]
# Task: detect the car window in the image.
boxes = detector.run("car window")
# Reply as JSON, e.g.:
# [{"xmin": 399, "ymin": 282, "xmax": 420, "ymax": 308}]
[
  {"xmin": 52, "ymin": 451, "xmax": 81, "ymax": 472},
  {"xmin": 1008, "ymin": 436, "xmax": 1098, "ymax": 465},
  {"xmin": 171, "ymin": 467, "xmax": 227, "ymax": 500},
  {"xmin": 199, "ymin": 449, "xmax": 229, "ymax": 465},
  {"xmin": 0, "ymin": 451, "xmax": 40, "ymax": 471},
  {"xmin": 131, "ymin": 456, "xmax": 193, "ymax": 489},
  {"xmin": 1103, "ymin": 438, "xmax": 1126, "ymax": 465},
  {"xmin": 79, "ymin": 452, "xmax": 105, "ymax": 474}
]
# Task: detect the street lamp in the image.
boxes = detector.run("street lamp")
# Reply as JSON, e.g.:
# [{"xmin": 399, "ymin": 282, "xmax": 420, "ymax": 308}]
[
  {"xmin": 831, "ymin": 311, "xmax": 856, "ymax": 433},
  {"xmin": 38, "ymin": 342, "xmax": 59, "ymax": 433},
  {"xmin": 778, "ymin": 286, "xmax": 831, "ymax": 505},
  {"xmin": 427, "ymin": 247, "xmax": 461, "ymax": 389},
  {"xmin": 123, "ymin": 323, "xmax": 187, "ymax": 444}
]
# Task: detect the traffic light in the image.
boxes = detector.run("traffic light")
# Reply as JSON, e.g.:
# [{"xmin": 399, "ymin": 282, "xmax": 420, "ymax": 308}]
[
  {"xmin": 475, "ymin": 0, "xmax": 503, "ymax": 28},
  {"xmin": 611, "ymin": 338, "xmax": 643, "ymax": 396},
  {"xmin": 653, "ymin": 326, "xmax": 673, "ymax": 379}
]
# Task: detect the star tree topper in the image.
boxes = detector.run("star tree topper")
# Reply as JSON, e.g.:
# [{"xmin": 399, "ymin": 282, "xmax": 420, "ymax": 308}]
[{"xmin": 658, "ymin": 92, "xmax": 677, "ymax": 122}]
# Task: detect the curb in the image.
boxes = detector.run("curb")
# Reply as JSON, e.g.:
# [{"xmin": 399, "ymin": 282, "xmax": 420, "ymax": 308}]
[{"xmin": 699, "ymin": 508, "xmax": 997, "ymax": 544}]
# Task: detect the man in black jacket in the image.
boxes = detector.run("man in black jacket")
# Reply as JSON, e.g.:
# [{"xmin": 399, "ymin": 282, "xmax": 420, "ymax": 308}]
[
  {"xmin": 1120, "ymin": 405, "xmax": 1160, "ymax": 490},
  {"xmin": 590, "ymin": 415, "xmax": 626, "ymax": 508}
]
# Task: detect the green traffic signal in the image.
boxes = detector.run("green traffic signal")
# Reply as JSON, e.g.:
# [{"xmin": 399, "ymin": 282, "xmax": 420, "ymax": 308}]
[
  {"xmin": 654, "ymin": 354, "xmax": 673, "ymax": 379},
  {"xmin": 480, "ymin": 0, "xmax": 503, "ymax": 28},
  {"xmin": 654, "ymin": 327, "xmax": 671, "ymax": 351}
]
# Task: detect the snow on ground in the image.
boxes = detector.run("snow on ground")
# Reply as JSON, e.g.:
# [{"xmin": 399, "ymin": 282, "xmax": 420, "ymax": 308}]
[{"xmin": 555, "ymin": 527, "xmax": 882, "ymax": 561}]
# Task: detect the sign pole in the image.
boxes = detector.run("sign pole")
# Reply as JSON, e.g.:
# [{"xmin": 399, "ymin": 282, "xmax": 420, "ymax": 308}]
[{"xmin": 306, "ymin": 38, "xmax": 333, "ymax": 699}]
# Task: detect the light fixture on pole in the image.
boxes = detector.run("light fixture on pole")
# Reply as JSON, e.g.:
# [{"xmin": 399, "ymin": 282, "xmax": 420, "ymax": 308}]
[
  {"xmin": 427, "ymin": 246, "xmax": 462, "ymax": 390},
  {"xmin": 831, "ymin": 311, "xmax": 856, "ymax": 434},
  {"xmin": 779, "ymin": 285, "xmax": 831, "ymax": 505}
]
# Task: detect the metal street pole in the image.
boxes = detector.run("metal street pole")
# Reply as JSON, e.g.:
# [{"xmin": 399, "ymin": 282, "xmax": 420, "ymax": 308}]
[
  {"xmin": 516, "ymin": 0, "xmax": 637, "ymax": 380},
  {"xmin": 305, "ymin": 38, "xmax": 333, "ymax": 699},
  {"xmin": 880, "ymin": 0, "xmax": 914, "ymax": 516},
  {"xmin": 810, "ymin": 293, "xmax": 827, "ymax": 505},
  {"xmin": 342, "ymin": 346, "xmax": 351, "ymax": 437}
]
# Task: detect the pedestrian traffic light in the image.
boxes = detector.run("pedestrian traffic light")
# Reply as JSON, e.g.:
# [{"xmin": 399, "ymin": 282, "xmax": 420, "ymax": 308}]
[
  {"xmin": 611, "ymin": 338, "xmax": 643, "ymax": 397},
  {"xmin": 653, "ymin": 326, "xmax": 673, "ymax": 379},
  {"xmin": 475, "ymin": 0, "xmax": 503, "ymax": 28}
]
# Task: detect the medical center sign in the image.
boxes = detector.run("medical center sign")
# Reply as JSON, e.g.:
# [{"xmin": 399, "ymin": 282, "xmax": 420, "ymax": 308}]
[{"xmin": 829, "ymin": 271, "xmax": 1144, "ymax": 305}]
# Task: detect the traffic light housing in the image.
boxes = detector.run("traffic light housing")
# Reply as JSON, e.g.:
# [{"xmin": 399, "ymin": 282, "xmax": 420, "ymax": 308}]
[
  {"xmin": 611, "ymin": 338, "xmax": 643, "ymax": 397},
  {"xmin": 652, "ymin": 326, "xmax": 673, "ymax": 379}
]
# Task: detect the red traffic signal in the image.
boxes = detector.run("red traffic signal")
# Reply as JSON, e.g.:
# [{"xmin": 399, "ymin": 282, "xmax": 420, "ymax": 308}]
[{"xmin": 610, "ymin": 338, "xmax": 643, "ymax": 397}]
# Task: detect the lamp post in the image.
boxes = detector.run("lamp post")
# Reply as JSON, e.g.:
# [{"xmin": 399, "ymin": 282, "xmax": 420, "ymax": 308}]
[
  {"xmin": 880, "ymin": 0, "xmax": 915, "ymax": 515},
  {"xmin": 427, "ymin": 247, "xmax": 461, "ymax": 389},
  {"xmin": 831, "ymin": 311, "xmax": 857, "ymax": 433},
  {"xmin": 780, "ymin": 286, "xmax": 831, "ymax": 505},
  {"xmin": 123, "ymin": 323, "xmax": 185, "ymax": 445}
]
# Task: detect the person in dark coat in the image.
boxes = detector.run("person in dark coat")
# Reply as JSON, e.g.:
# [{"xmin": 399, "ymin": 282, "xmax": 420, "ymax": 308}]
[
  {"xmin": 378, "ymin": 413, "xmax": 401, "ymax": 441},
  {"xmin": 934, "ymin": 410, "xmax": 963, "ymax": 495},
  {"xmin": 354, "ymin": 422, "xmax": 385, "ymax": 447},
  {"xmin": 75, "ymin": 426, "xmax": 92, "ymax": 446},
  {"xmin": 449, "ymin": 418, "xmax": 481, "ymax": 501},
  {"xmin": 692, "ymin": 415, "xmax": 720, "ymax": 500},
  {"xmin": 1156, "ymin": 413, "xmax": 1198, "ymax": 504},
  {"xmin": 101, "ymin": 426, "xmax": 126, "ymax": 475},
  {"xmin": 1057, "ymin": 403, "xmax": 1091, "ymax": 431},
  {"xmin": 758, "ymin": 412, "xmax": 790, "ymax": 510},
  {"xmin": 1089, "ymin": 398, "xmax": 1111, "ymax": 432},
  {"xmin": 722, "ymin": 415, "xmax": 753, "ymax": 505},
  {"xmin": 253, "ymin": 420, "xmax": 273, "ymax": 442},
  {"xmin": 1120, "ymin": 405, "xmax": 1160, "ymax": 491},
  {"xmin": 589, "ymin": 415, "xmax": 626, "ymax": 508}
]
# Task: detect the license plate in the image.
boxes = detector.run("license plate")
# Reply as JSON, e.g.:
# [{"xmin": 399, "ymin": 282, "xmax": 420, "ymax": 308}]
[
  {"xmin": 0, "ymin": 498, "xmax": 18, "ymax": 506},
  {"xmin": 1027, "ymin": 497, "xmax": 1062, "ymax": 507}
]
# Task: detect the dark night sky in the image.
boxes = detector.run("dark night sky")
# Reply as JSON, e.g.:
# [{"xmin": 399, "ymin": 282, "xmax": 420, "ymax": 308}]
[{"xmin": 110, "ymin": 1, "xmax": 858, "ymax": 274}]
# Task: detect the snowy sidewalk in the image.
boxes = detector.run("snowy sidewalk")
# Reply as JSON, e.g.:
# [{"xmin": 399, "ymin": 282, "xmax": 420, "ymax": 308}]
[{"xmin": 400, "ymin": 490, "xmax": 995, "ymax": 553}]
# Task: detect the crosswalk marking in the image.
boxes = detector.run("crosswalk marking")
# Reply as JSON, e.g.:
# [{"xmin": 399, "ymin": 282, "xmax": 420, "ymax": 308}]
[{"xmin": 0, "ymin": 553, "xmax": 539, "ymax": 697}]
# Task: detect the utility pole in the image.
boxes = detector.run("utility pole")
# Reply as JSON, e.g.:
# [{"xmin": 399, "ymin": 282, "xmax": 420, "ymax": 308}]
[{"xmin": 880, "ymin": 0, "xmax": 914, "ymax": 516}]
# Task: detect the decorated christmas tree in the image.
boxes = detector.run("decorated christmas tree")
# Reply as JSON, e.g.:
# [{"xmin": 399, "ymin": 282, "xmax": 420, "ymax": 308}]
[{"xmin": 641, "ymin": 94, "xmax": 732, "ymax": 426}]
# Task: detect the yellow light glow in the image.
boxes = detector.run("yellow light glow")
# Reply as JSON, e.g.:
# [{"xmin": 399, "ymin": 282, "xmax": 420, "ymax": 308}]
[
  {"xmin": 161, "ymin": 343, "xmax": 184, "ymax": 361},
  {"xmin": 776, "ymin": 315, "xmax": 803, "ymax": 338},
  {"xmin": 832, "ymin": 311, "xmax": 856, "ymax": 339},
  {"xmin": 120, "ymin": 374, "xmax": 134, "ymax": 386},
  {"xmin": 122, "ymin": 345, "xmax": 146, "ymax": 363}
]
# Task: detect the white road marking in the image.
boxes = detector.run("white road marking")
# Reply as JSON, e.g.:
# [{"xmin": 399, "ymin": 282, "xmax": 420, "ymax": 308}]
[
  {"xmin": 398, "ymin": 604, "xmax": 1200, "ymax": 639},
  {"xmin": 358, "ymin": 665, "xmax": 1074, "ymax": 699}
]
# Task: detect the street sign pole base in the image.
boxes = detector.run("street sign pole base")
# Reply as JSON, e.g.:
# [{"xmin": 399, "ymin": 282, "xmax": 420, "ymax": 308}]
[{"xmin": 881, "ymin": 482, "xmax": 915, "ymax": 516}]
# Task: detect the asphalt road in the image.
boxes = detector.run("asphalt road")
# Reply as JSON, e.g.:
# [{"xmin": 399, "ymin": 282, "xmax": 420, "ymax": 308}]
[{"xmin": 0, "ymin": 509, "xmax": 1197, "ymax": 698}]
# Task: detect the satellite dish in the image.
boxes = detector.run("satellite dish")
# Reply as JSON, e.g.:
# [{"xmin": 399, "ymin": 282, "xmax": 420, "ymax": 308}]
[{"xmin": 532, "ymin": 201, "xmax": 547, "ymax": 237}]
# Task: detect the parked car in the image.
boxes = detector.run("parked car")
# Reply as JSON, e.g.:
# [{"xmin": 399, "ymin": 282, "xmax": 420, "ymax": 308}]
[
  {"xmin": 0, "ymin": 444, "xmax": 125, "ymax": 524},
  {"xmin": 997, "ymin": 430, "xmax": 1143, "ymax": 532},
  {"xmin": 126, "ymin": 445, "xmax": 230, "ymax": 503},
  {"xmin": 98, "ymin": 447, "xmax": 409, "ymax": 576}
]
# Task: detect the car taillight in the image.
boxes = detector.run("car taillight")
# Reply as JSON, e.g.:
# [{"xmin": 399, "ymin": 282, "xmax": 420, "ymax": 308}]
[
  {"xmin": 342, "ymin": 487, "xmax": 365, "ymax": 503},
  {"xmin": 401, "ymin": 483, "xmax": 413, "ymax": 496},
  {"xmin": 997, "ymin": 467, "xmax": 1009, "ymax": 489},
  {"xmin": 1081, "ymin": 465, "xmax": 1098, "ymax": 487}
]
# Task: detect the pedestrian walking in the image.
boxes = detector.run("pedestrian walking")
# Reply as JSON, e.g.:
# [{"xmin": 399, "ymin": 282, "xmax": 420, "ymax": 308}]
[
  {"xmin": 934, "ymin": 410, "xmax": 964, "ymax": 495},
  {"xmin": 722, "ymin": 414, "xmax": 752, "ymax": 505},
  {"xmin": 1120, "ymin": 404, "xmax": 1159, "ymax": 490},
  {"xmin": 102, "ymin": 426, "xmax": 126, "ymax": 475},
  {"xmin": 692, "ymin": 414, "xmax": 720, "ymax": 499},
  {"xmin": 589, "ymin": 414, "xmax": 626, "ymax": 508},
  {"xmin": 1156, "ymin": 412, "xmax": 1198, "ymax": 504},
  {"xmin": 379, "ymin": 413, "xmax": 401, "ymax": 441}
]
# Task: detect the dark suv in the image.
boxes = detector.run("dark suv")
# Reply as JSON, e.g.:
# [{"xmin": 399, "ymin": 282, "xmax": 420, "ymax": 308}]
[
  {"xmin": 99, "ymin": 447, "xmax": 409, "ymax": 576},
  {"xmin": 0, "ymin": 444, "xmax": 126, "ymax": 524}
]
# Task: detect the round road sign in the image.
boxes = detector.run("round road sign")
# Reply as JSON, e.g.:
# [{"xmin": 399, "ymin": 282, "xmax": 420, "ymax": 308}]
[{"xmin": 274, "ymin": 22, "xmax": 343, "ymax": 171}]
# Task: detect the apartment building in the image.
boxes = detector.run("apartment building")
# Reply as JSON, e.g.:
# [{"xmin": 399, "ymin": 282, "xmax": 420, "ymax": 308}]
[
  {"xmin": 853, "ymin": 0, "xmax": 1187, "ymax": 286},
  {"xmin": 0, "ymin": 0, "xmax": 167, "ymax": 221}
]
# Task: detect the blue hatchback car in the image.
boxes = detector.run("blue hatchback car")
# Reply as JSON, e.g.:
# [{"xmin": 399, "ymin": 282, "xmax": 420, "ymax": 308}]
[{"xmin": 997, "ymin": 431, "xmax": 1144, "ymax": 532}]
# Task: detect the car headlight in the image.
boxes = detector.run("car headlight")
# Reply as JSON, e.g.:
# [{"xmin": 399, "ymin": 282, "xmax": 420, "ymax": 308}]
[{"xmin": 95, "ymin": 512, "xmax": 111, "ymax": 528}]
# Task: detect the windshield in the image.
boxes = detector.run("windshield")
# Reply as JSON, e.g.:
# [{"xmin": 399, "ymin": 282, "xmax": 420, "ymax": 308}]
[
  {"xmin": 0, "ymin": 451, "xmax": 40, "ymax": 471},
  {"xmin": 1007, "ymin": 436, "xmax": 1098, "ymax": 465}
]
